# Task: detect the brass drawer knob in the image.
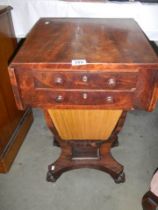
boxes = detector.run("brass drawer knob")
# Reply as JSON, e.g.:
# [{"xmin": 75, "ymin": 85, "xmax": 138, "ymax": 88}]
[
  {"xmin": 55, "ymin": 95, "xmax": 64, "ymax": 102},
  {"xmin": 107, "ymin": 78, "xmax": 116, "ymax": 87},
  {"xmin": 82, "ymin": 93, "xmax": 88, "ymax": 99},
  {"xmin": 55, "ymin": 77, "xmax": 63, "ymax": 85},
  {"xmin": 106, "ymin": 96, "xmax": 114, "ymax": 103},
  {"xmin": 82, "ymin": 75, "xmax": 88, "ymax": 82}
]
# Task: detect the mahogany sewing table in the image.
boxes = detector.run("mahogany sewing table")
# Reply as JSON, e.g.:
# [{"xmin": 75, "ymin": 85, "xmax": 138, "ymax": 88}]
[{"xmin": 8, "ymin": 18, "xmax": 158, "ymax": 183}]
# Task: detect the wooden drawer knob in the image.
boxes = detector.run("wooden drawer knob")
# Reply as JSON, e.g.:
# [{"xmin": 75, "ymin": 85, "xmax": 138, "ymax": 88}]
[
  {"xmin": 107, "ymin": 78, "xmax": 116, "ymax": 87},
  {"xmin": 54, "ymin": 77, "xmax": 63, "ymax": 85},
  {"xmin": 82, "ymin": 93, "xmax": 88, "ymax": 99},
  {"xmin": 55, "ymin": 95, "xmax": 64, "ymax": 102},
  {"xmin": 106, "ymin": 96, "xmax": 114, "ymax": 103},
  {"xmin": 82, "ymin": 75, "xmax": 88, "ymax": 82}
]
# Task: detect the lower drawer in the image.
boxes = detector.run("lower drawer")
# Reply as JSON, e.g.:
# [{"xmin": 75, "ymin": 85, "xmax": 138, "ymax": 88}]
[{"xmin": 29, "ymin": 90, "xmax": 134, "ymax": 109}]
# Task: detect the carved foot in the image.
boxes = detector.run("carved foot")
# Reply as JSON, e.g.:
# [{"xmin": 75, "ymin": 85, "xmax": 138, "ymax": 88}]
[
  {"xmin": 46, "ymin": 171, "xmax": 57, "ymax": 183},
  {"xmin": 114, "ymin": 172, "xmax": 125, "ymax": 184}
]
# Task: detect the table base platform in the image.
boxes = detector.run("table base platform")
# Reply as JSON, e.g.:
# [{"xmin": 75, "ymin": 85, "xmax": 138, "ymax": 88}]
[{"xmin": 44, "ymin": 110, "xmax": 126, "ymax": 183}]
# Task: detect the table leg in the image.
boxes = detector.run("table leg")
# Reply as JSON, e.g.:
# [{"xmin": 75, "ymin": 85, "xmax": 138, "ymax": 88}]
[{"xmin": 46, "ymin": 139, "xmax": 125, "ymax": 183}]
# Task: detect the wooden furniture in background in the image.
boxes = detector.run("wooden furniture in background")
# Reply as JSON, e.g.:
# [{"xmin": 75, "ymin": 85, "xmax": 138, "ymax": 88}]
[
  {"xmin": 8, "ymin": 18, "xmax": 158, "ymax": 182},
  {"xmin": 142, "ymin": 191, "xmax": 158, "ymax": 210},
  {"xmin": 0, "ymin": 6, "xmax": 33, "ymax": 173},
  {"xmin": 142, "ymin": 169, "xmax": 158, "ymax": 210}
]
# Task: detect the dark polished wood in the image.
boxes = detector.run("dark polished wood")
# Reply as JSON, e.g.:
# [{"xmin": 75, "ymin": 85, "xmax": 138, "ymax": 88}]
[
  {"xmin": 8, "ymin": 18, "xmax": 158, "ymax": 181},
  {"xmin": 9, "ymin": 18, "xmax": 158, "ymax": 112},
  {"xmin": 142, "ymin": 191, "xmax": 158, "ymax": 210},
  {"xmin": 0, "ymin": 6, "xmax": 33, "ymax": 173},
  {"xmin": 33, "ymin": 71, "xmax": 138, "ymax": 90},
  {"xmin": 142, "ymin": 168, "xmax": 158, "ymax": 210}
]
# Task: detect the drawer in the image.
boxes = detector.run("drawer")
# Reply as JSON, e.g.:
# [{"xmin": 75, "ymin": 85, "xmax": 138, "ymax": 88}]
[
  {"xmin": 33, "ymin": 71, "xmax": 138, "ymax": 90},
  {"xmin": 30, "ymin": 90, "xmax": 134, "ymax": 109}
]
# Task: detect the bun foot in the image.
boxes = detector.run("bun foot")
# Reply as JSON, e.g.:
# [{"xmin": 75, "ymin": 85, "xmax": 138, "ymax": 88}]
[
  {"xmin": 46, "ymin": 171, "xmax": 57, "ymax": 183},
  {"xmin": 114, "ymin": 172, "xmax": 125, "ymax": 184}
]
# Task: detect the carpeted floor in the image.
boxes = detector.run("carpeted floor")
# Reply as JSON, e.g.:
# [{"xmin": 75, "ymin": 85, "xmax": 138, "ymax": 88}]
[{"xmin": 0, "ymin": 107, "xmax": 158, "ymax": 210}]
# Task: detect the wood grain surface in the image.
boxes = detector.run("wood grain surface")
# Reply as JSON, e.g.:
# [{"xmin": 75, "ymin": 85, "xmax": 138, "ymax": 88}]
[
  {"xmin": 9, "ymin": 18, "xmax": 158, "ymax": 111},
  {"xmin": 48, "ymin": 109, "xmax": 122, "ymax": 140}
]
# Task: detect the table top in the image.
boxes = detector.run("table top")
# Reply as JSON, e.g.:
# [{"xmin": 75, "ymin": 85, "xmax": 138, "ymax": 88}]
[{"xmin": 12, "ymin": 18, "xmax": 158, "ymax": 67}]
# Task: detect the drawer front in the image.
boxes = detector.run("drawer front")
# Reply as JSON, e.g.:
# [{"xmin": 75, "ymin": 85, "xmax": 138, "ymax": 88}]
[
  {"xmin": 33, "ymin": 71, "xmax": 138, "ymax": 90},
  {"xmin": 30, "ymin": 90, "xmax": 134, "ymax": 109},
  {"xmin": 10, "ymin": 67, "xmax": 157, "ymax": 111}
]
